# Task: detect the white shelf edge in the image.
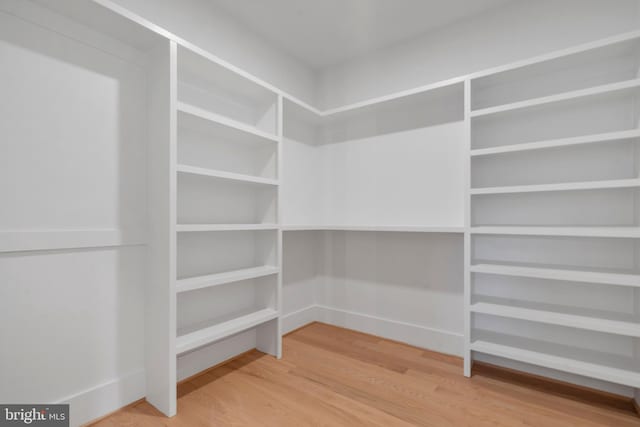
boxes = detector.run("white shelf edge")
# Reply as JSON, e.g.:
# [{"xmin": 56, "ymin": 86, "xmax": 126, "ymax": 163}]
[
  {"xmin": 470, "ymin": 79, "xmax": 640, "ymax": 118},
  {"xmin": 470, "ymin": 339, "xmax": 640, "ymax": 388},
  {"xmin": 470, "ymin": 226, "xmax": 640, "ymax": 238},
  {"xmin": 87, "ymin": 2, "xmax": 640, "ymax": 121},
  {"xmin": 176, "ymin": 224, "xmax": 279, "ymax": 232},
  {"xmin": 0, "ymin": 229, "xmax": 146, "ymax": 253},
  {"xmin": 321, "ymin": 78, "xmax": 465, "ymax": 116},
  {"xmin": 469, "ymin": 31, "xmax": 640, "ymax": 80},
  {"xmin": 471, "ymin": 301, "xmax": 640, "ymax": 337},
  {"xmin": 281, "ymin": 225, "xmax": 466, "ymax": 233},
  {"xmin": 176, "ymin": 164, "xmax": 279, "ymax": 186},
  {"xmin": 470, "ymin": 129, "xmax": 640, "ymax": 157},
  {"xmin": 470, "ymin": 263, "xmax": 640, "ymax": 287},
  {"xmin": 175, "ymin": 308, "xmax": 278, "ymax": 355},
  {"xmin": 177, "ymin": 102, "xmax": 279, "ymax": 142},
  {"xmin": 176, "ymin": 266, "xmax": 279, "ymax": 294},
  {"xmin": 470, "ymin": 178, "xmax": 640, "ymax": 195}
]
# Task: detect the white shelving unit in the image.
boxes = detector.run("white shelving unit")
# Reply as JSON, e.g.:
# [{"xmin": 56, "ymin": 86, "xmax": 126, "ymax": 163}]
[
  {"xmin": 10, "ymin": 1, "xmax": 640, "ymax": 421},
  {"xmin": 174, "ymin": 43, "xmax": 283, "ymax": 367},
  {"xmin": 148, "ymin": 39, "xmax": 283, "ymax": 416},
  {"xmin": 465, "ymin": 31, "xmax": 640, "ymax": 389}
]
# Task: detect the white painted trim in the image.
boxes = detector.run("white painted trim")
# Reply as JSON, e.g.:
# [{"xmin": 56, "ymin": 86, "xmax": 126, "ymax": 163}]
[
  {"xmin": 56, "ymin": 369, "xmax": 145, "ymax": 427},
  {"xmin": 470, "ymin": 79, "xmax": 640, "ymax": 118},
  {"xmin": 84, "ymin": 1, "xmax": 640, "ymax": 118},
  {"xmin": 0, "ymin": 229, "xmax": 146, "ymax": 253},
  {"xmin": 281, "ymin": 305, "xmax": 463, "ymax": 357},
  {"xmin": 315, "ymin": 305, "xmax": 464, "ymax": 357},
  {"xmin": 177, "ymin": 102, "xmax": 279, "ymax": 143},
  {"xmin": 282, "ymin": 225, "xmax": 465, "ymax": 233},
  {"xmin": 282, "ymin": 305, "xmax": 319, "ymax": 334},
  {"xmin": 175, "ymin": 224, "xmax": 279, "ymax": 232},
  {"xmin": 176, "ymin": 164, "xmax": 279, "ymax": 186}
]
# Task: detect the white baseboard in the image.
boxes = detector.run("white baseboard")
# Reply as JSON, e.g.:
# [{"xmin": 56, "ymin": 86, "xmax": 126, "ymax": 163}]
[
  {"xmin": 64, "ymin": 305, "xmax": 461, "ymax": 427},
  {"xmin": 282, "ymin": 305, "xmax": 319, "ymax": 334},
  {"xmin": 315, "ymin": 305, "xmax": 464, "ymax": 357},
  {"xmin": 56, "ymin": 369, "xmax": 145, "ymax": 427},
  {"xmin": 282, "ymin": 304, "xmax": 463, "ymax": 357}
]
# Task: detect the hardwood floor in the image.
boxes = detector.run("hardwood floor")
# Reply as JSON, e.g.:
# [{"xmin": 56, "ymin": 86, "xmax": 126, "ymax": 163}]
[{"xmin": 91, "ymin": 322, "xmax": 640, "ymax": 426}]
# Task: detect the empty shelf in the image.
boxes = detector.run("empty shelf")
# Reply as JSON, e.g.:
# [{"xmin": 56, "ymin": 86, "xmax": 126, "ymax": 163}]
[
  {"xmin": 176, "ymin": 224, "xmax": 279, "ymax": 232},
  {"xmin": 176, "ymin": 265, "xmax": 279, "ymax": 294},
  {"xmin": 176, "ymin": 308, "xmax": 278, "ymax": 355},
  {"xmin": 470, "ymin": 78, "xmax": 640, "ymax": 118},
  {"xmin": 470, "ymin": 263, "xmax": 640, "ymax": 287},
  {"xmin": 471, "ymin": 226, "xmax": 640, "ymax": 238},
  {"xmin": 177, "ymin": 102, "xmax": 279, "ymax": 142},
  {"xmin": 470, "ymin": 330, "xmax": 640, "ymax": 388},
  {"xmin": 470, "ymin": 178, "xmax": 640, "ymax": 195},
  {"xmin": 470, "ymin": 129, "xmax": 640, "ymax": 157},
  {"xmin": 471, "ymin": 297, "xmax": 640, "ymax": 337},
  {"xmin": 282, "ymin": 225, "xmax": 465, "ymax": 233},
  {"xmin": 177, "ymin": 164, "xmax": 279, "ymax": 186}
]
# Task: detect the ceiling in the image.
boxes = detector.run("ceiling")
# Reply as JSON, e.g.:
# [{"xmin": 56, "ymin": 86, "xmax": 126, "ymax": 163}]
[{"xmin": 210, "ymin": 0, "xmax": 516, "ymax": 69}]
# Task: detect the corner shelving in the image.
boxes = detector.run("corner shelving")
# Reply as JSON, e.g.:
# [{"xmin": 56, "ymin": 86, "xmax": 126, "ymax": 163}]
[
  {"xmin": 25, "ymin": 0, "xmax": 640, "ymax": 416},
  {"xmin": 465, "ymin": 30, "xmax": 640, "ymax": 391}
]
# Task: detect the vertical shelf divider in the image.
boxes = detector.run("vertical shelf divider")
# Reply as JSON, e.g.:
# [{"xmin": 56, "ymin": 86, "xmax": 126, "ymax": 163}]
[
  {"xmin": 463, "ymin": 78, "xmax": 472, "ymax": 377},
  {"xmin": 145, "ymin": 39, "xmax": 178, "ymax": 417}
]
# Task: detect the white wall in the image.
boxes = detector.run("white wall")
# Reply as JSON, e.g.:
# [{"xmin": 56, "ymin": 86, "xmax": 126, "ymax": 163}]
[
  {"xmin": 319, "ymin": 0, "xmax": 640, "ymax": 108},
  {"xmin": 282, "ymin": 231, "xmax": 324, "ymax": 332},
  {"xmin": 110, "ymin": 0, "xmax": 317, "ymax": 104},
  {"xmin": 0, "ymin": 4, "xmax": 147, "ymax": 425},
  {"xmin": 317, "ymin": 231, "xmax": 464, "ymax": 355}
]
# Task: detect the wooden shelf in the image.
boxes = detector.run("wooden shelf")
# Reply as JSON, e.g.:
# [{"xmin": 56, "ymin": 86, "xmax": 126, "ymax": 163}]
[
  {"xmin": 470, "ymin": 263, "xmax": 640, "ymax": 287},
  {"xmin": 470, "ymin": 129, "xmax": 640, "ymax": 157},
  {"xmin": 176, "ymin": 266, "xmax": 279, "ymax": 294},
  {"xmin": 176, "ymin": 224, "xmax": 279, "ymax": 232},
  {"xmin": 177, "ymin": 102, "xmax": 279, "ymax": 142},
  {"xmin": 282, "ymin": 225, "xmax": 465, "ymax": 233},
  {"xmin": 176, "ymin": 308, "xmax": 278, "ymax": 355},
  {"xmin": 470, "ymin": 79, "xmax": 640, "ymax": 118},
  {"xmin": 471, "ymin": 296, "xmax": 640, "ymax": 337},
  {"xmin": 471, "ymin": 330, "xmax": 640, "ymax": 388},
  {"xmin": 471, "ymin": 226, "xmax": 640, "ymax": 238},
  {"xmin": 177, "ymin": 164, "xmax": 278, "ymax": 186},
  {"xmin": 470, "ymin": 178, "xmax": 640, "ymax": 195}
]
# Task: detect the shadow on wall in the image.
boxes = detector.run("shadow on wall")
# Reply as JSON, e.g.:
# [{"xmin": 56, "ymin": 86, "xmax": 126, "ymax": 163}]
[
  {"xmin": 0, "ymin": 9, "xmax": 147, "ymax": 423},
  {"xmin": 284, "ymin": 82, "xmax": 465, "ymax": 146}
]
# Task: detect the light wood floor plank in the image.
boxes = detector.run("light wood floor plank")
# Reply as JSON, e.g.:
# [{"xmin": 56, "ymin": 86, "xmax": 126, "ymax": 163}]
[{"xmin": 89, "ymin": 322, "xmax": 640, "ymax": 427}]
